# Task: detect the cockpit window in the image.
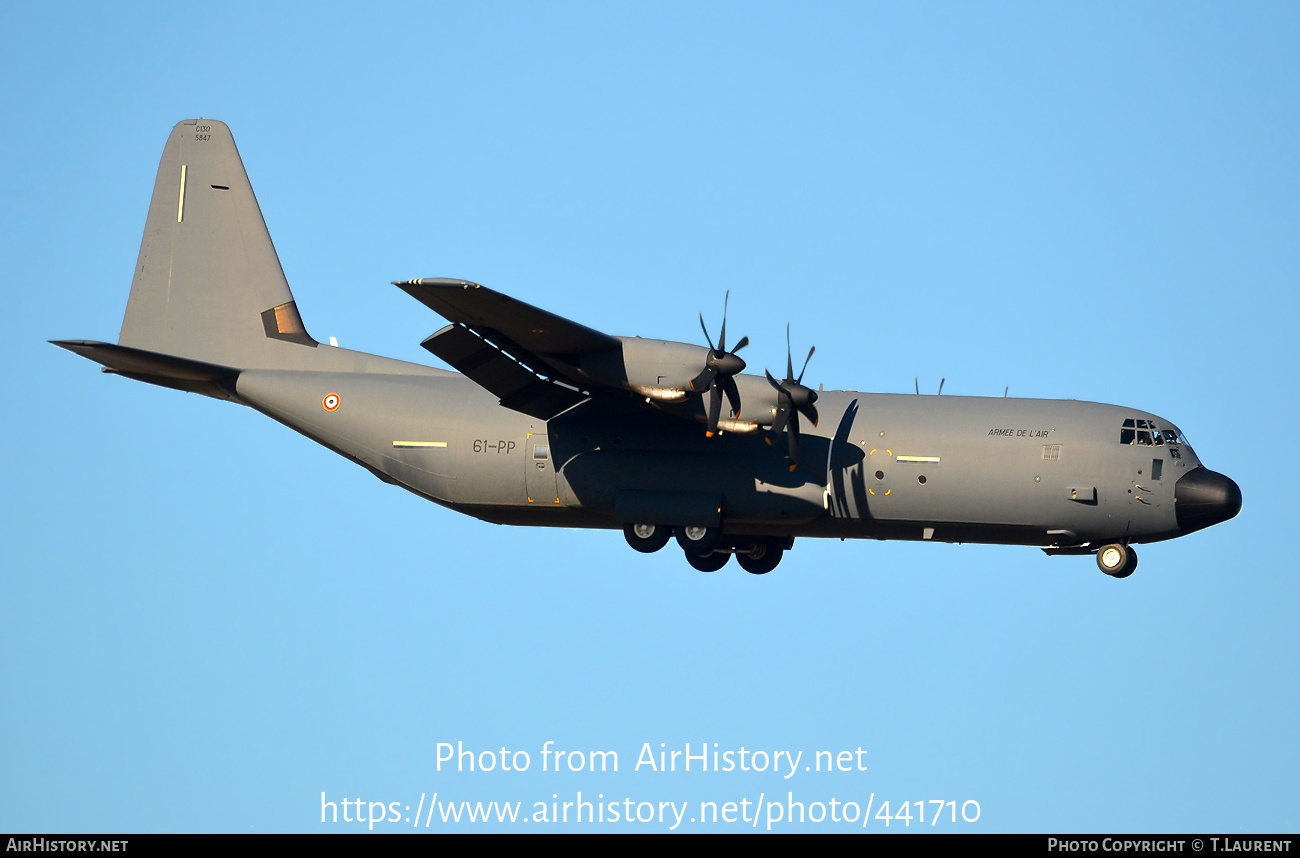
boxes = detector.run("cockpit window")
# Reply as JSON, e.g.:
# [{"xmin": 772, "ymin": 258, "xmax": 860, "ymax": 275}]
[{"xmin": 1120, "ymin": 419, "xmax": 1182, "ymax": 446}]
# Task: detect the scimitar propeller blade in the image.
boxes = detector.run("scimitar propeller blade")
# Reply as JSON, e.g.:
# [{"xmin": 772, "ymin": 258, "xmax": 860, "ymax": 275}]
[
  {"xmin": 765, "ymin": 325, "xmax": 819, "ymax": 470},
  {"xmin": 690, "ymin": 290, "xmax": 749, "ymax": 436}
]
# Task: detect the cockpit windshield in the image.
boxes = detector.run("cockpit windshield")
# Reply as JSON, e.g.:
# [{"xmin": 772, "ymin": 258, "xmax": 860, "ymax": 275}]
[{"xmin": 1120, "ymin": 418, "xmax": 1186, "ymax": 447}]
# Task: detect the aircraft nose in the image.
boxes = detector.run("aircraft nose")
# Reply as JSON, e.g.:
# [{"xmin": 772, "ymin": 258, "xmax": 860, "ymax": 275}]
[{"xmin": 1174, "ymin": 467, "xmax": 1243, "ymax": 533}]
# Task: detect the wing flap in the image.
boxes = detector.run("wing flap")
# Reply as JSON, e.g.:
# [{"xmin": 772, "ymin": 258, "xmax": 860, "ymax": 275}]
[{"xmin": 422, "ymin": 325, "xmax": 587, "ymax": 420}]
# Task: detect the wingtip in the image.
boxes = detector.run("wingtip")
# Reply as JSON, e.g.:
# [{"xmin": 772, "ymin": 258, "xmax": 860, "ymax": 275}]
[{"xmin": 50, "ymin": 338, "xmax": 104, "ymax": 353}]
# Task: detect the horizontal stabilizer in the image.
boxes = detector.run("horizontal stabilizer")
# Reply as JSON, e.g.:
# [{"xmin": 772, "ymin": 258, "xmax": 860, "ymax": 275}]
[
  {"xmin": 52, "ymin": 340, "xmax": 239, "ymax": 400},
  {"xmin": 421, "ymin": 325, "xmax": 587, "ymax": 420}
]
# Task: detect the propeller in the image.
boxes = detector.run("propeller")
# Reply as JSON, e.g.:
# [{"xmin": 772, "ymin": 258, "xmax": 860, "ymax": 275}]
[
  {"xmin": 765, "ymin": 325, "xmax": 819, "ymax": 470},
  {"xmin": 689, "ymin": 291, "xmax": 749, "ymax": 436}
]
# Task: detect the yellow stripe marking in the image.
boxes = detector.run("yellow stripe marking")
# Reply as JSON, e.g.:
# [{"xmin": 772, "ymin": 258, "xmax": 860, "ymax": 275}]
[
  {"xmin": 177, "ymin": 164, "xmax": 187, "ymax": 222},
  {"xmin": 392, "ymin": 441, "xmax": 447, "ymax": 448},
  {"xmin": 896, "ymin": 455, "xmax": 940, "ymax": 463}
]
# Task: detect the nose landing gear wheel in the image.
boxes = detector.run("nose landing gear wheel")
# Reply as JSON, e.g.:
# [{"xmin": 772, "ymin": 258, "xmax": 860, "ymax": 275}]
[
  {"xmin": 685, "ymin": 550, "xmax": 730, "ymax": 572},
  {"xmin": 624, "ymin": 523, "xmax": 671, "ymax": 553},
  {"xmin": 1096, "ymin": 543, "xmax": 1138, "ymax": 578}
]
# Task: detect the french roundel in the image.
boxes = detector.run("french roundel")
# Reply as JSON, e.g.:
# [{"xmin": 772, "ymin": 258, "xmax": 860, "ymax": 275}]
[{"xmin": 322, "ymin": 393, "xmax": 340, "ymax": 411}]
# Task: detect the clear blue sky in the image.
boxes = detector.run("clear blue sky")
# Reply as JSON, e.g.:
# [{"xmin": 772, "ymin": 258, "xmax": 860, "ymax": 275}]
[{"xmin": 2, "ymin": 1, "xmax": 1296, "ymax": 833}]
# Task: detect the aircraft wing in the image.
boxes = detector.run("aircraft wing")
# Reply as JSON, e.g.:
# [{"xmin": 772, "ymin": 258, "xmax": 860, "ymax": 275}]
[
  {"xmin": 395, "ymin": 278, "xmax": 621, "ymax": 420},
  {"xmin": 397, "ymin": 278, "xmax": 618, "ymax": 355}
]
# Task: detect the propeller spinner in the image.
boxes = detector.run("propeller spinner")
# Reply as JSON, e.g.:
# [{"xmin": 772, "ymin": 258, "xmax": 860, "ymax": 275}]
[
  {"xmin": 765, "ymin": 326, "xmax": 819, "ymax": 470},
  {"xmin": 689, "ymin": 291, "xmax": 749, "ymax": 436}
]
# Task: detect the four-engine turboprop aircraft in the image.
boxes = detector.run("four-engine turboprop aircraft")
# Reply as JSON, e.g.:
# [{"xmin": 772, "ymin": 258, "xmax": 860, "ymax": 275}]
[{"xmin": 55, "ymin": 120, "xmax": 1242, "ymax": 576}]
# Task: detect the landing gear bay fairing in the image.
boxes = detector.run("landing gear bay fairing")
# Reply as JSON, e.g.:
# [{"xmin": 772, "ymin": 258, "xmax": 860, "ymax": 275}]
[{"xmin": 56, "ymin": 120, "xmax": 1242, "ymax": 577}]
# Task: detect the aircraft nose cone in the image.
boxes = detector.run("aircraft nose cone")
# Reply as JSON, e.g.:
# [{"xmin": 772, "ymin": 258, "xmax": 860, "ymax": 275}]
[{"xmin": 1175, "ymin": 467, "xmax": 1242, "ymax": 533}]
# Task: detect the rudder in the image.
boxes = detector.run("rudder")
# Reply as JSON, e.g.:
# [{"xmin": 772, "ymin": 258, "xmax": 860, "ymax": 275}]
[{"xmin": 119, "ymin": 119, "xmax": 317, "ymax": 368}]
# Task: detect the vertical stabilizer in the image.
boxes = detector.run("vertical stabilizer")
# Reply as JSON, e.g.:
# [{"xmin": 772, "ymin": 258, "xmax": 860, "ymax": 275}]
[{"xmin": 119, "ymin": 119, "xmax": 317, "ymax": 368}]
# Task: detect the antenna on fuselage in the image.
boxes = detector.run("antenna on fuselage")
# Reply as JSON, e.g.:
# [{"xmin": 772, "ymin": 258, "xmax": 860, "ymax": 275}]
[
  {"xmin": 1004, "ymin": 386, "xmax": 1009, "ymax": 398},
  {"xmin": 914, "ymin": 376, "xmax": 919, "ymax": 395},
  {"xmin": 937, "ymin": 378, "xmax": 945, "ymax": 395}
]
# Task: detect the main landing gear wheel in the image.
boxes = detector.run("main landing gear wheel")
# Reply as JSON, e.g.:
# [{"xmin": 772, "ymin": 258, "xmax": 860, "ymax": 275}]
[
  {"xmin": 624, "ymin": 523, "xmax": 671, "ymax": 553},
  {"xmin": 685, "ymin": 551, "xmax": 730, "ymax": 572},
  {"xmin": 676, "ymin": 525, "xmax": 721, "ymax": 556},
  {"xmin": 736, "ymin": 539, "xmax": 784, "ymax": 575},
  {"xmin": 1096, "ymin": 543, "xmax": 1138, "ymax": 578}
]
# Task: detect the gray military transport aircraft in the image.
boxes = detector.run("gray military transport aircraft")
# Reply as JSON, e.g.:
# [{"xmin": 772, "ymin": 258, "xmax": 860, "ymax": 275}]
[{"xmin": 55, "ymin": 119, "xmax": 1242, "ymax": 577}]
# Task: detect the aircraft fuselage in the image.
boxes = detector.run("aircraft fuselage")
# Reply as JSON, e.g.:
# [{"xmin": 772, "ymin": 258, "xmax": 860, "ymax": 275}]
[{"xmin": 233, "ymin": 361, "xmax": 1225, "ymax": 550}]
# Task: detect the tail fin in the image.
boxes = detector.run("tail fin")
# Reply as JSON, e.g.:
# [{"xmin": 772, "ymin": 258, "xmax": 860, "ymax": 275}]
[{"xmin": 118, "ymin": 119, "xmax": 318, "ymax": 368}]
